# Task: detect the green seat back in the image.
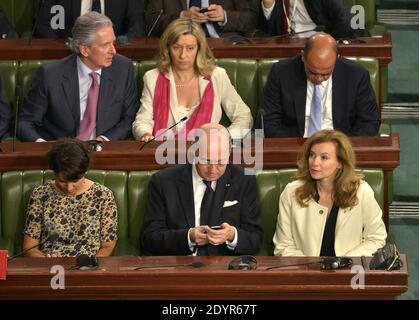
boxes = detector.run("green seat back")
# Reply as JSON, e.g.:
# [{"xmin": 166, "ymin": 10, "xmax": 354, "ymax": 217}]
[
  {"xmin": 0, "ymin": 0, "xmax": 35, "ymax": 37},
  {"xmin": 216, "ymin": 59, "xmax": 258, "ymax": 127},
  {"xmin": 127, "ymin": 171, "xmax": 155, "ymax": 255},
  {"xmin": 18, "ymin": 60, "xmax": 54, "ymax": 101},
  {"xmin": 0, "ymin": 60, "xmax": 18, "ymax": 118}
]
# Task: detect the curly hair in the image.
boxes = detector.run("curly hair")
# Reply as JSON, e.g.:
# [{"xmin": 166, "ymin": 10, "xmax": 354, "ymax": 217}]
[
  {"xmin": 156, "ymin": 17, "xmax": 216, "ymax": 75},
  {"xmin": 295, "ymin": 130, "xmax": 363, "ymax": 209}
]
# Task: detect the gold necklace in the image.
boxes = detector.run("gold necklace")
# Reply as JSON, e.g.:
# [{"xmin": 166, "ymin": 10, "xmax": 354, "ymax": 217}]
[{"xmin": 174, "ymin": 73, "xmax": 196, "ymax": 88}]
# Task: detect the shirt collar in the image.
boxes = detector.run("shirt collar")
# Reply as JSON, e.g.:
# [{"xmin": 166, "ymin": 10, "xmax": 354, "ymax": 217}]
[{"xmin": 77, "ymin": 56, "xmax": 102, "ymax": 78}]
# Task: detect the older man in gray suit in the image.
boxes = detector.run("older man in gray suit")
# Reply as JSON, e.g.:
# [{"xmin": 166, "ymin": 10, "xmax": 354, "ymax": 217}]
[{"xmin": 18, "ymin": 12, "xmax": 138, "ymax": 142}]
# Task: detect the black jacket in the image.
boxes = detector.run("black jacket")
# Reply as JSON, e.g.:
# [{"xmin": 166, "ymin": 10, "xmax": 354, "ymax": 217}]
[{"xmin": 34, "ymin": 0, "xmax": 145, "ymax": 38}]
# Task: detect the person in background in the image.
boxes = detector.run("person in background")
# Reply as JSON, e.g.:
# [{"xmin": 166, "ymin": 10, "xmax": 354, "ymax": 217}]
[
  {"xmin": 0, "ymin": 8, "xmax": 18, "ymax": 39},
  {"xmin": 261, "ymin": 32, "xmax": 380, "ymax": 138},
  {"xmin": 23, "ymin": 139, "xmax": 118, "ymax": 257},
  {"xmin": 34, "ymin": 0, "xmax": 144, "ymax": 39},
  {"xmin": 259, "ymin": 0, "xmax": 358, "ymax": 39},
  {"xmin": 0, "ymin": 74, "xmax": 12, "ymax": 139},
  {"xmin": 145, "ymin": 0, "xmax": 256, "ymax": 38},
  {"xmin": 18, "ymin": 11, "xmax": 138, "ymax": 142},
  {"xmin": 132, "ymin": 17, "xmax": 252, "ymax": 141},
  {"xmin": 273, "ymin": 129, "xmax": 387, "ymax": 256},
  {"xmin": 141, "ymin": 123, "xmax": 262, "ymax": 255}
]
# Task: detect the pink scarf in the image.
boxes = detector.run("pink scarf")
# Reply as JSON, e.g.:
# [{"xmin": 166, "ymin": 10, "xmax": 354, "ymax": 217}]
[{"xmin": 152, "ymin": 72, "xmax": 214, "ymax": 140}]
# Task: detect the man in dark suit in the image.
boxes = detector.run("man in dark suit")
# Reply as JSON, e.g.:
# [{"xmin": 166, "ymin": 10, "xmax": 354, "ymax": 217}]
[
  {"xmin": 145, "ymin": 0, "xmax": 257, "ymax": 38},
  {"xmin": 18, "ymin": 12, "xmax": 138, "ymax": 142},
  {"xmin": 34, "ymin": 0, "xmax": 145, "ymax": 39},
  {"xmin": 141, "ymin": 123, "xmax": 262, "ymax": 256},
  {"xmin": 0, "ymin": 74, "xmax": 12, "ymax": 138},
  {"xmin": 259, "ymin": 0, "xmax": 365, "ymax": 39},
  {"xmin": 261, "ymin": 33, "xmax": 380, "ymax": 137}
]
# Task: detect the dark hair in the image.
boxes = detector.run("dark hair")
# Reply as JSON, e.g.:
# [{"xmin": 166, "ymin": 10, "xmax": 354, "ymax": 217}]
[{"xmin": 46, "ymin": 139, "xmax": 90, "ymax": 181}]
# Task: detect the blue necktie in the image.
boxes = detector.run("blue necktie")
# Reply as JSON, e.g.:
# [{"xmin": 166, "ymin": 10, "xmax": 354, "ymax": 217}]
[
  {"xmin": 308, "ymin": 84, "xmax": 322, "ymax": 136},
  {"xmin": 189, "ymin": 0, "xmax": 210, "ymax": 37},
  {"xmin": 92, "ymin": 0, "xmax": 101, "ymax": 13}
]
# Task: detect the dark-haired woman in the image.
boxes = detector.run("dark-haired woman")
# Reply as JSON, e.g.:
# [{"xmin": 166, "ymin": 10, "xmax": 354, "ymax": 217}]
[{"xmin": 23, "ymin": 139, "xmax": 117, "ymax": 257}]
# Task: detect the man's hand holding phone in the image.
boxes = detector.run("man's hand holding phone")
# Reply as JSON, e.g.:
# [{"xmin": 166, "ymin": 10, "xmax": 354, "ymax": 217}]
[
  {"xmin": 185, "ymin": 6, "xmax": 208, "ymax": 23},
  {"xmin": 205, "ymin": 223, "xmax": 235, "ymax": 245}
]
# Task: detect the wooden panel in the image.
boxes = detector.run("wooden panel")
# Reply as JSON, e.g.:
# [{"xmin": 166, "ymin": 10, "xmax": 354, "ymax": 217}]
[{"xmin": 0, "ymin": 255, "xmax": 408, "ymax": 300}]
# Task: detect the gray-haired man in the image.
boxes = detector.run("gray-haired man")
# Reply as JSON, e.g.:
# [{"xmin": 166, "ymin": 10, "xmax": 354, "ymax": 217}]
[{"xmin": 18, "ymin": 11, "xmax": 138, "ymax": 142}]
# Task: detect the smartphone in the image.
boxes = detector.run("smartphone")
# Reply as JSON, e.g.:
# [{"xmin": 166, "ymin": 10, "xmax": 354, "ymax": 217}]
[
  {"xmin": 211, "ymin": 225, "xmax": 222, "ymax": 230},
  {"xmin": 199, "ymin": 8, "xmax": 209, "ymax": 13}
]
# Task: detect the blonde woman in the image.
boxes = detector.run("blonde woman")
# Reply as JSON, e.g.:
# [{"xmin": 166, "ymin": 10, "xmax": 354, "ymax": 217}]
[
  {"xmin": 132, "ymin": 17, "xmax": 252, "ymax": 141},
  {"xmin": 273, "ymin": 129, "xmax": 386, "ymax": 256}
]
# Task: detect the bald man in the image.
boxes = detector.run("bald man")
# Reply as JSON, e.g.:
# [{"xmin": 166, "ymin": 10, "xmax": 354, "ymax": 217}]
[
  {"xmin": 141, "ymin": 123, "xmax": 262, "ymax": 256},
  {"xmin": 261, "ymin": 33, "xmax": 380, "ymax": 137}
]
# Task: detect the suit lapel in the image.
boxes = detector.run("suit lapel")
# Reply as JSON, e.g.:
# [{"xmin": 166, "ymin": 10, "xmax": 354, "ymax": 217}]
[
  {"xmin": 179, "ymin": 164, "xmax": 196, "ymax": 227},
  {"xmin": 61, "ymin": 55, "xmax": 80, "ymax": 131},
  {"xmin": 331, "ymin": 60, "xmax": 344, "ymax": 129},
  {"xmin": 293, "ymin": 58, "xmax": 308, "ymax": 136},
  {"xmin": 208, "ymin": 166, "xmax": 231, "ymax": 226}
]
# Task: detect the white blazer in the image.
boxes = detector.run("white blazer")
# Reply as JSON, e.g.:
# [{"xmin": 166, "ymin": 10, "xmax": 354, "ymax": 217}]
[
  {"xmin": 273, "ymin": 180, "xmax": 387, "ymax": 257},
  {"xmin": 132, "ymin": 66, "xmax": 253, "ymax": 140}
]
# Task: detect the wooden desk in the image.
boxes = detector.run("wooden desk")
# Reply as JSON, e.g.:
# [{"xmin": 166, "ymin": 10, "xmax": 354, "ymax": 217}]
[
  {"xmin": 0, "ymin": 33, "xmax": 392, "ymax": 65},
  {"xmin": 0, "ymin": 255, "xmax": 408, "ymax": 300},
  {"xmin": 0, "ymin": 134, "xmax": 400, "ymax": 228},
  {"xmin": 0, "ymin": 33, "xmax": 392, "ymax": 106}
]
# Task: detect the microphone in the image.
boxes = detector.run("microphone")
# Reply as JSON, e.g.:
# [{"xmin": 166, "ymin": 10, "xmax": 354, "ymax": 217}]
[
  {"xmin": 258, "ymin": 108, "xmax": 265, "ymax": 139},
  {"xmin": 227, "ymin": 34, "xmax": 252, "ymax": 45},
  {"xmin": 273, "ymin": 25, "xmax": 326, "ymax": 39},
  {"xmin": 146, "ymin": 9, "xmax": 164, "ymax": 38},
  {"xmin": 266, "ymin": 260, "xmax": 321, "ymax": 270},
  {"xmin": 76, "ymin": 254, "xmax": 99, "ymax": 270},
  {"xmin": 28, "ymin": 0, "xmax": 46, "ymax": 45},
  {"xmin": 7, "ymin": 233, "xmax": 59, "ymax": 261},
  {"xmin": 139, "ymin": 116, "xmax": 188, "ymax": 150},
  {"xmin": 12, "ymin": 86, "xmax": 21, "ymax": 152},
  {"xmin": 134, "ymin": 261, "xmax": 204, "ymax": 270}
]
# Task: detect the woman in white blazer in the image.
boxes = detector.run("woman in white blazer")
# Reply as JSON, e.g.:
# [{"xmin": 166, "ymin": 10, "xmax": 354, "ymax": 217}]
[
  {"xmin": 132, "ymin": 17, "xmax": 252, "ymax": 141},
  {"xmin": 273, "ymin": 130, "xmax": 387, "ymax": 257}
]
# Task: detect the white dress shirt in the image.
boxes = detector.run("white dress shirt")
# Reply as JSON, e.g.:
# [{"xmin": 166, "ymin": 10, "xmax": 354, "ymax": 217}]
[
  {"xmin": 81, "ymin": 0, "xmax": 106, "ymax": 15},
  {"xmin": 187, "ymin": 164, "xmax": 238, "ymax": 254},
  {"xmin": 303, "ymin": 77, "xmax": 333, "ymax": 137},
  {"xmin": 77, "ymin": 57, "xmax": 109, "ymax": 141},
  {"xmin": 262, "ymin": 0, "xmax": 317, "ymax": 37}
]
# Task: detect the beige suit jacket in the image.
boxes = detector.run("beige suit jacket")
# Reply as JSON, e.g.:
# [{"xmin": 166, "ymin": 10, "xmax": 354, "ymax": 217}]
[
  {"xmin": 273, "ymin": 180, "xmax": 387, "ymax": 257},
  {"xmin": 132, "ymin": 66, "xmax": 253, "ymax": 139}
]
